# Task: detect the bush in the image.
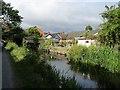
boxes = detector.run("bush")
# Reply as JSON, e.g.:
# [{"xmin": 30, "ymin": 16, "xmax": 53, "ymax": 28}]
[
  {"xmin": 67, "ymin": 45, "xmax": 120, "ymax": 73},
  {"xmin": 10, "ymin": 47, "xmax": 27, "ymax": 62},
  {"xmin": 5, "ymin": 42, "xmax": 28, "ymax": 62},
  {"xmin": 5, "ymin": 42, "xmax": 18, "ymax": 51}
]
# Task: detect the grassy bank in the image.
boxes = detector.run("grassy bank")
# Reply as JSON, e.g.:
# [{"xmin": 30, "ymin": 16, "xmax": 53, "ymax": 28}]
[
  {"xmin": 4, "ymin": 42, "xmax": 79, "ymax": 88},
  {"xmin": 67, "ymin": 45, "xmax": 120, "ymax": 73}
]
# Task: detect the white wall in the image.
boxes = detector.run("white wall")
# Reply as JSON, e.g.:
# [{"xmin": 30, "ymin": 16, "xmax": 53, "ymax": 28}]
[
  {"xmin": 46, "ymin": 35, "xmax": 52, "ymax": 39},
  {"xmin": 77, "ymin": 40, "xmax": 95, "ymax": 47}
]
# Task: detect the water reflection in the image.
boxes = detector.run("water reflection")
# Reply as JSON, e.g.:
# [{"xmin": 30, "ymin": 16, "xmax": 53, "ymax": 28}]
[
  {"xmin": 70, "ymin": 62, "xmax": 120, "ymax": 89},
  {"xmin": 47, "ymin": 60, "xmax": 98, "ymax": 88},
  {"xmin": 43, "ymin": 51, "xmax": 120, "ymax": 89}
]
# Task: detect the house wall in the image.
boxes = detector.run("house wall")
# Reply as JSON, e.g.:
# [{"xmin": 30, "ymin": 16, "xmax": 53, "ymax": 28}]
[
  {"xmin": 77, "ymin": 40, "xmax": 95, "ymax": 47},
  {"xmin": 46, "ymin": 35, "xmax": 52, "ymax": 39}
]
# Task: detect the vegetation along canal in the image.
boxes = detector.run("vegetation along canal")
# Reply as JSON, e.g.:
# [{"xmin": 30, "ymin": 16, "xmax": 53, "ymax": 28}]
[{"xmin": 47, "ymin": 53, "xmax": 120, "ymax": 89}]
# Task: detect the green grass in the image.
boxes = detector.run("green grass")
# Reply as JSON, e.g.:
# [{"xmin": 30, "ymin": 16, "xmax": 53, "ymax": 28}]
[{"xmin": 67, "ymin": 45, "xmax": 120, "ymax": 73}]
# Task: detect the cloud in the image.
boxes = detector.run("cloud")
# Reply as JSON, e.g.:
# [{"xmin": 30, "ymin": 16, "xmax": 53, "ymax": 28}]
[{"xmin": 4, "ymin": 0, "xmax": 118, "ymax": 33}]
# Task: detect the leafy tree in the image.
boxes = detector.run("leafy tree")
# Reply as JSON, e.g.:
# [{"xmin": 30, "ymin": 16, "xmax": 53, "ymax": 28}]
[
  {"xmin": 26, "ymin": 27, "xmax": 41, "ymax": 38},
  {"xmin": 83, "ymin": 31, "xmax": 88, "ymax": 39},
  {"xmin": 98, "ymin": 3, "xmax": 120, "ymax": 47},
  {"xmin": 1, "ymin": 1, "xmax": 23, "ymax": 26},
  {"xmin": 83, "ymin": 25, "xmax": 93, "ymax": 39},
  {"xmin": 25, "ymin": 27, "xmax": 41, "ymax": 51},
  {"xmin": 1, "ymin": 1, "xmax": 24, "ymax": 45},
  {"xmin": 85, "ymin": 25, "xmax": 93, "ymax": 32}
]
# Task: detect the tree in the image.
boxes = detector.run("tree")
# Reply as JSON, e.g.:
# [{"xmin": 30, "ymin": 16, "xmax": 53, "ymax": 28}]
[
  {"xmin": 1, "ymin": 1, "xmax": 24, "ymax": 45},
  {"xmin": 1, "ymin": 1, "xmax": 23, "ymax": 26},
  {"xmin": 83, "ymin": 25, "xmax": 93, "ymax": 39},
  {"xmin": 25, "ymin": 27, "xmax": 41, "ymax": 51},
  {"xmin": 98, "ymin": 3, "xmax": 120, "ymax": 47},
  {"xmin": 26, "ymin": 27, "xmax": 41, "ymax": 38},
  {"xmin": 85, "ymin": 25, "xmax": 93, "ymax": 32},
  {"xmin": 83, "ymin": 31, "xmax": 88, "ymax": 39}
]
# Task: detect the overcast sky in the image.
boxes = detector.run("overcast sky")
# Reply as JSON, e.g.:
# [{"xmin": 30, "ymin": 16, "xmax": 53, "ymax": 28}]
[{"xmin": 4, "ymin": 0, "xmax": 119, "ymax": 33}]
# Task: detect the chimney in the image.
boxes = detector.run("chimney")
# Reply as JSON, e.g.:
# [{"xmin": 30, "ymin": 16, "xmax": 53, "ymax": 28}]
[
  {"xmin": 34, "ymin": 26, "xmax": 37, "ymax": 28},
  {"xmin": 59, "ymin": 32, "xmax": 64, "ymax": 34},
  {"xmin": 48, "ymin": 32, "xmax": 51, "ymax": 34}
]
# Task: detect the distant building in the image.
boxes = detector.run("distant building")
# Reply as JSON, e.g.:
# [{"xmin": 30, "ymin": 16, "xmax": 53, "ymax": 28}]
[
  {"xmin": 60, "ymin": 30, "xmax": 99, "ymax": 47},
  {"xmin": 77, "ymin": 38, "xmax": 96, "ymax": 47}
]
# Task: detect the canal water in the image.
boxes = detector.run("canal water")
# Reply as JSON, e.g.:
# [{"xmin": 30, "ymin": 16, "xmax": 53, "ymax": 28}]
[{"xmin": 47, "ymin": 53, "xmax": 120, "ymax": 89}]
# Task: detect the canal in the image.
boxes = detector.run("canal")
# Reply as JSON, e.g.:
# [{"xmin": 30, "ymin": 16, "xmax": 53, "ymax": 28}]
[{"xmin": 46, "ymin": 53, "xmax": 120, "ymax": 89}]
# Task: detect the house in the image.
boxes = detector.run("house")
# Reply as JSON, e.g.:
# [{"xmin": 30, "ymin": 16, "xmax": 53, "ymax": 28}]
[
  {"xmin": 76, "ymin": 30, "xmax": 98, "ymax": 47},
  {"xmin": 77, "ymin": 38, "xmax": 96, "ymax": 47},
  {"xmin": 59, "ymin": 30, "xmax": 98, "ymax": 47},
  {"xmin": 51, "ymin": 33, "xmax": 62, "ymax": 40},
  {"xmin": 45, "ymin": 34, "xmax": 53, "ymax": 39},
  {"xmin": 34, "ymin": 26, "xmax": 45, "ymax": 36}
]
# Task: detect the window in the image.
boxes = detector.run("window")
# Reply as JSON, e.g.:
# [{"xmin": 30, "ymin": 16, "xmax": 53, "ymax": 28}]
[{"xmin": 86, "ymin": 41, "xmax": 89, "ymax": 43}]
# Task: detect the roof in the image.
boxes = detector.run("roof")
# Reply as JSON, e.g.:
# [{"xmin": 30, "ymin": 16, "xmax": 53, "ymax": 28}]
[
  {"xmin": 24, "ymin": 36, "xmax": 34, "ymax": 40},
  {"xmin": 51, "ymin": 33, "xmax": 62, "ymax": 39},
  {"xmin": 60, "ymin": 30, "xmax": 99, "ymax": 39}
]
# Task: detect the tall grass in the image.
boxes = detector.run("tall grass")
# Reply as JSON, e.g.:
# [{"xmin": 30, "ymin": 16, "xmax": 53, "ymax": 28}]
[{"xmin": 67, "ymin": 45, "xmax": 120, "ymax": 73}]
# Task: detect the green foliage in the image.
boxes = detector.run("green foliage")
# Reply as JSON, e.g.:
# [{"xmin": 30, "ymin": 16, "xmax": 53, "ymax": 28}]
[
  {"xmin": 2, "ymin": 26, "xmax": 25, "ymax": 46},
  {"xmin": 84, "ymin": 25, "xmax": 93, "ymax": 38},
  {"xmin": 10, "ymin": 47, "xmax": 27, "ymax": 62},
  {"xmin": 5, "ymin": 42, "xmax": 18, "ymax": 50},
  {"xmin": 85, "ymin": 25, "xmax": 93, "ymax": 32},
  {"xmin": 1, "ymin": 1, "xmax": 23, "ymax": 26},
  {"xmin": 67, "ymin": 45, "xmax": 120, "ymax": 73},
  {"xmin": 5, "ymin": 42, "xmax": 27, "ymax": 62},
  {"xmin": 83, "ymin": 32, "xmax": 88, "ymax": 38},
  {"xmin": 5, "ymin": 42, "xmax": 79, "ymax": 88},
  {"xmin": 98, "ymin": 4, "xmax": 120, "ymax": 47},
  {"xmin": 26, "ymin": 27, "xmax": 41, "ymax": 38},
  {"xmin": 1, "ymin": 1, "xmax": 24, "ymax": 45},
  {"xmin": 39, "ymin": 39, "xmax": 52, "ymax": 49}
]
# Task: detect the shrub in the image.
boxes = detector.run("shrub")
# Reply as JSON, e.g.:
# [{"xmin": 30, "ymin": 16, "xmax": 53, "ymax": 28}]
[
  {"xmin": 10, "ymin": 47, "xmax": 27, "ymax": 62},
  {"xmin": 5, "ymin": 42, "xmax": 18, "ymax": 51}
]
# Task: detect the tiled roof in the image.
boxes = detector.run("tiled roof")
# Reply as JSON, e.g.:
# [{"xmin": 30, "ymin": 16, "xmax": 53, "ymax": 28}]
[
  {"xmin": 24, "ymin": 36, "xmax": 34, "ymax": 40},
  {"xmin": 60, "ymin": 30, "xmax": 99, "ymax": 39}
]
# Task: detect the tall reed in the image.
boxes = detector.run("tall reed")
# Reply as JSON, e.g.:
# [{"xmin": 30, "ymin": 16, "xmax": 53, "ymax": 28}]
[{"xmin": 67, "ymin": 45, "xmax": 120, "ymax": 73}]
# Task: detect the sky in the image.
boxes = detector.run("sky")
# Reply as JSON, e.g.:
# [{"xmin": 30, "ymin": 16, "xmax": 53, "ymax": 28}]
[{"xmin": 4, "ymin": 0, "xmax": 119, "ymax": 33}]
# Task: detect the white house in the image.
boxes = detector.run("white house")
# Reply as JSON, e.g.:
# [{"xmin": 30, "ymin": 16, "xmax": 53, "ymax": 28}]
[
  {"xmin": 46, "ymin": 34, "xmax": 52, "ymax": 39},
  {"xmin": 77, "ymin": 39, "xmax": 96, "ymax": 47}
]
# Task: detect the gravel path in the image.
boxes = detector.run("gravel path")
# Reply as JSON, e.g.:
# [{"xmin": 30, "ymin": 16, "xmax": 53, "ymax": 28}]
[{"xmin": 2, "ymin": 49, "xmax": 15, "ymax": 88}]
